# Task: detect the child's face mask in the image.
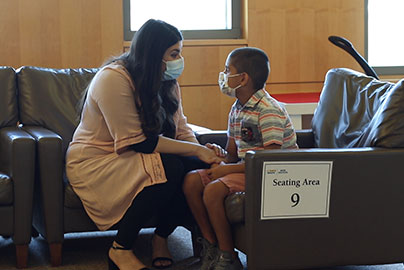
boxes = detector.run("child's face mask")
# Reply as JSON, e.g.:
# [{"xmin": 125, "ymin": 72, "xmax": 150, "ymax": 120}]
[
  {"xmin": 162, "ymin": 56, "xmax": 184, "ymax": 81},
  {"xmin": 218, "ymin": 71, "xmax": 242, "ymax": 97}
]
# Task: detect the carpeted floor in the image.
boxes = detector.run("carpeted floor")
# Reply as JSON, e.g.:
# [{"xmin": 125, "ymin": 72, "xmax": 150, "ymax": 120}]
[{"xmin": 0, "ymin": 227, "xmax": 403, "ymax": 270}]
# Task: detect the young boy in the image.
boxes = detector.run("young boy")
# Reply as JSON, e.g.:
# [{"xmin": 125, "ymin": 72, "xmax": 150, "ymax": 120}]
[{"xmin": 183, "ymin": 47, "xmax": 298, "ymax": 270}]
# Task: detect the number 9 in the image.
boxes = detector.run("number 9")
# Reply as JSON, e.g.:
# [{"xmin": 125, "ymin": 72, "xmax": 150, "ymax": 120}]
[{"xmin": 291, "ymin": 193, "xmax": 300, "ymax": 207}]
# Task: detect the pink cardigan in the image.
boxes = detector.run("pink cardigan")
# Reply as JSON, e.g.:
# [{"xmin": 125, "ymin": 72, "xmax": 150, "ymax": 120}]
[{"xmin": 66, "ymin": 63, "xmax": 195, "ymax": 230}]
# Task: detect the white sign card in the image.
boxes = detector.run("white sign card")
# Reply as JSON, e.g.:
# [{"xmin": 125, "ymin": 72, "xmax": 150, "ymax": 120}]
[{"xmin": 261, "ymin": 161, "xmax": 333, "ymax": 220}]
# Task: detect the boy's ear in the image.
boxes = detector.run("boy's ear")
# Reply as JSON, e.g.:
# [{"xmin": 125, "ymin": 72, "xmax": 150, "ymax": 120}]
[{"xmin": 240, "ymin": 72, "xmax": 249, "ymax": 86}]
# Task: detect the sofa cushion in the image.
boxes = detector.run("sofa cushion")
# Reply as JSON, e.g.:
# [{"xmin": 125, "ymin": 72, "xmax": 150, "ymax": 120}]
[
  {"xmin": 64, "ymin": 182, "xmax": 83, "ymax": 209},
  {"xmin": 0, "ymin": 173, "xmax": 13, "ymax": 206},
  {"xmin": 357, "ymin": 79, "xmax": 404, "ymax": 147},
  {"xmin": 312, "ymin": 68, "xmax": 393, "ymax": 148},
  {"xmin": 17, "ymin": 66, "xmax": 98, "ymax": 153},
  {"xmin": 0, "ymin": 67, "xmax": 18, "ymax": 128}
]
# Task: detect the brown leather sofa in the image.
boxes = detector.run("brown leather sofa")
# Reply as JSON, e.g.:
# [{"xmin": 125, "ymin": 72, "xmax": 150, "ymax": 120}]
[
  {"xmin": 0, "ymin": 67, "xmax": 35, "ymax": 268},
  {"xmin": 16, "ymin": 66, "xmax": 201, "ymax": 266},
  {"xmin": 197, "ymin": 68, "xmax": 404, "ymax": 270}
]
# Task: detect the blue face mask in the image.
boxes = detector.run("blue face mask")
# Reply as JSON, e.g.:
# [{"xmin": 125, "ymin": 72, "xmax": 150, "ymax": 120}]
[{"xmin": 162, "ymin": 56, "xmax": 184, "ymax": 81}]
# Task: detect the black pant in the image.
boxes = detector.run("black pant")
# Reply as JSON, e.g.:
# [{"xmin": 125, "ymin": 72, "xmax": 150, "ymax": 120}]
[{"xmin": 115, "ymin": 154, "xmax": 208, "ymax": 248}]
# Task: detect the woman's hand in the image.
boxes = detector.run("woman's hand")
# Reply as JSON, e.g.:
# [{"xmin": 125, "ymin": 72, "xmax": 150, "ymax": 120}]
[
  {"xmin": 205, "ymin": 143, "xmax": 227, "ymax": 158},
  {"xmin": 195, "ymin": 145, "xmax": 223, "ymax": 164}
]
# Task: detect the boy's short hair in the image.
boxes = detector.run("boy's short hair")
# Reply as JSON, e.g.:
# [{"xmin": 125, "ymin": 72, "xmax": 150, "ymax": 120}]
[{"xmin": 229, "ymin": 47, "xmax": 270, "ymax": 90}]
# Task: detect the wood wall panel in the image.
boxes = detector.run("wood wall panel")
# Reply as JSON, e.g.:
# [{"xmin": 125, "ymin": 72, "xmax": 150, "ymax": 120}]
[
  {"xmin": 178, "ymin": 45, "xmax": 246, "ymax": 86},
  {"xmin": 0, "ymin": 0, "xmax": 368, "ymax": 129},
  {"xmin": 18, "ymin": 0, "xmax": 62, "ymax": 67},
  {"xmin": 267, "ymin": 82, "xmax": 324, "ymax": 94},
  {"xmin": 0, "ymin": 1, "xmax": 21, "ymax": 65},
  {"xmin": 0, "ymin": 0, "xmax": 123, "ymax": 68},
  {"xmin": 248, "ymin": 0, "xmax": 364, "ymax": 83},
  {"xmin": 181, "ymin": 86, "xmax": 235, "ymax": 130}
]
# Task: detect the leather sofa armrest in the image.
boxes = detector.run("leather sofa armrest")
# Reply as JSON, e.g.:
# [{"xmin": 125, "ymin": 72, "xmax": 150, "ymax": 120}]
[
  {"xmin": 243, "ymin": 147, "xmax": 404, "ymax": 269},
  {"xmin": 194, "ymin": 130, "xmax": 228, "ymax": 149},
  {"xmin": 23, "ymin": 126, "xmax": 64, "ymax": 243},
  {"xmin": 0, "ymin": 127, "xmax": 35, "ymax": 244}
]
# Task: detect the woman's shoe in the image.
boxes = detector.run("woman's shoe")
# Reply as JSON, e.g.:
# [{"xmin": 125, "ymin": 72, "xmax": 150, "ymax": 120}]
[
  {"xmin": 151, "ymin": 234, "xmax": 173, "ymax": 269},
  {"xmin": 151, "ymin": 257, "xmax": 173, "ymax": 269},
  {"xmin": 108, "ymin": 245, "xmax": 151, "ymax": 270}
]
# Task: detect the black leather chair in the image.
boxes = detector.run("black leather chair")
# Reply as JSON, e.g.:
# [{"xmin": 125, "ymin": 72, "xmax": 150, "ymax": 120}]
[
  {"xmin": 198, "ymin": 68, "xmax": 404, "ymax": 270},
  {"xmin": 17, "ymin": 66, "xmax": 200, "ymax": 266},
  {"xmin": 0, "ymin": 67, "xmax": 35, "ymax": 268},
  {"xmin": 17, "ymin": 66, "xmax": 100, "ymax": 266}
]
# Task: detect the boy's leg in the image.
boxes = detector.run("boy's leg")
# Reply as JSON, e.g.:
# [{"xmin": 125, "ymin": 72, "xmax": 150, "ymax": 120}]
[
  {"xmin": 183, "ymin": 171, "xmax": 217, "ymax": 244},
  {"xmin": 203, "ymin": 180, "xmax": 235, "ymax": 254}
]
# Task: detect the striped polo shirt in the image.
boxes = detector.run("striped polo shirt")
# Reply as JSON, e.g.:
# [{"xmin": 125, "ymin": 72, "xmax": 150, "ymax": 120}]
[{"xmin": 228, "ymin": 88, "xmax": 298, "ymax": 159}]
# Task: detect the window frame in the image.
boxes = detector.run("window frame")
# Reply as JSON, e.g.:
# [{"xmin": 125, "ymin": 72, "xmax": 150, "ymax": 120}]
[
  {"xmin": 123, "ymin": 0, "xmax": 242, "ymax": 41},
  {"xmin": 364, "ymin": 0, "xmax": 404, "ymax": 75}
]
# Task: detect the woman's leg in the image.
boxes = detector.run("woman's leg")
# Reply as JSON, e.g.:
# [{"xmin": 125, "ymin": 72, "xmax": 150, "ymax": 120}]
[
  {"xmin": 115, "ymin": 166, "xmax": 183, "ymax": 246},
  {"xmin": 111, "ymin": 154, "xmax": 186, "ymax": 269},
  {"xmin": 149, "ymin": 154, "xmax": 185, "ymax": 268},
  {"xmin": 110, "ymin": 182, "xmax": 178, "ymax": 269},
  {"xmin": 155, "ymin": 155, "xmax": 209, "ymax": 237},
  {"xmin": 152, "ymin": 155, "xmax": 209, "ymax": 267}
]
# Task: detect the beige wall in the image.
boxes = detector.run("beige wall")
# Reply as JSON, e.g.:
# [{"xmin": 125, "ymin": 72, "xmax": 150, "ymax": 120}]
[{"xmin": 1, "ymin": 0, "xmax": 368, "ymax": 129}]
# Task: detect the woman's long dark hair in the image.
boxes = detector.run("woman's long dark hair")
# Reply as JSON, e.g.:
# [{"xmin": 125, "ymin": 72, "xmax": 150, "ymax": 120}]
[
  {"xmin": 80, "ymin": 19, "xmax": 182, "ymax": 139},
  {"xmin": 122, "ymin": 19, "xmax": 182, "ymax": 139}
]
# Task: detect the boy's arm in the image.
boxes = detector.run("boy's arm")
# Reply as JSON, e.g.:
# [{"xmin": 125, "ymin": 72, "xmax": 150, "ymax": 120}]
[
  {"xmin": 264, "ymin": 143, "xmax": 282, "ymax": 150},
  {"xmin": 259, "ymin": 107, "xmax": 286, "ymax": 149},
  {"xmin": 224, "ymin": 136, "xmax": 239, "ymax": 163},
  {"xmin": 206, "ymin": 137, "xmax": 243, "ymax": 179},
  {"xmin": 206, "ymin": 162, "xmax": 245, "ymax": 180}
]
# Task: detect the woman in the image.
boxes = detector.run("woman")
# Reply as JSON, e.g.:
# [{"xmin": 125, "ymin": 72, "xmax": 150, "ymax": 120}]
[{"xmin": 66, "ymin": 19, "xmax": 224, "ymax": 270}]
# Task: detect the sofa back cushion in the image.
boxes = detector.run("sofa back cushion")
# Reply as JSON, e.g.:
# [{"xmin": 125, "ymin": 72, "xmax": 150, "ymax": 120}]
[
  {"xmin": 0, "ymin": 67, "xmax": 18, "ymax": 127},
  {"xmin": 356, "ymin": 79, "xmax": 404, "ymax": 147},
  {"xmin": 312, "ymin": 68, "xmax": 394, "ymax": 148},
  {"xmin": 17, "ymin": 66, "xmax": 98, "ymax": 153}
]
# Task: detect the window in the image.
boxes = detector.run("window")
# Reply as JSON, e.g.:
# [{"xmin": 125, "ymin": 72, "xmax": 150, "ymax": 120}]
[
  {"xmin": 365, "ymin": 0, "xmax": 404, "ymax": 75},
  {"xmin": 123, "ymin": 0, "xmax": 241, "ymax": 41}
]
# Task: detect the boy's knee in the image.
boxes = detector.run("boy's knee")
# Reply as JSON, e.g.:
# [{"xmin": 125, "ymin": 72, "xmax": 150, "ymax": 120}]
[
  {"xmin": 203, "ymin": 181, "xmax": 228, "ymax": 209},
  {"xmin": 183, "ymin": 171, "xmax": 202, "ymax": 195}
]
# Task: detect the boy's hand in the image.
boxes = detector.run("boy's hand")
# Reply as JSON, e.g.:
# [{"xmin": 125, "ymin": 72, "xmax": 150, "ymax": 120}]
[
  {"xmin": 210, "ymin": 161, "xmax": 226, "ymax": 169},
  {"xmin": 206, "ymin": 163, "xmax": 229, "ymax": 180},
  {"xmin": 205, "ymin": 143, "xmax": 227, "ymax": 158}
]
